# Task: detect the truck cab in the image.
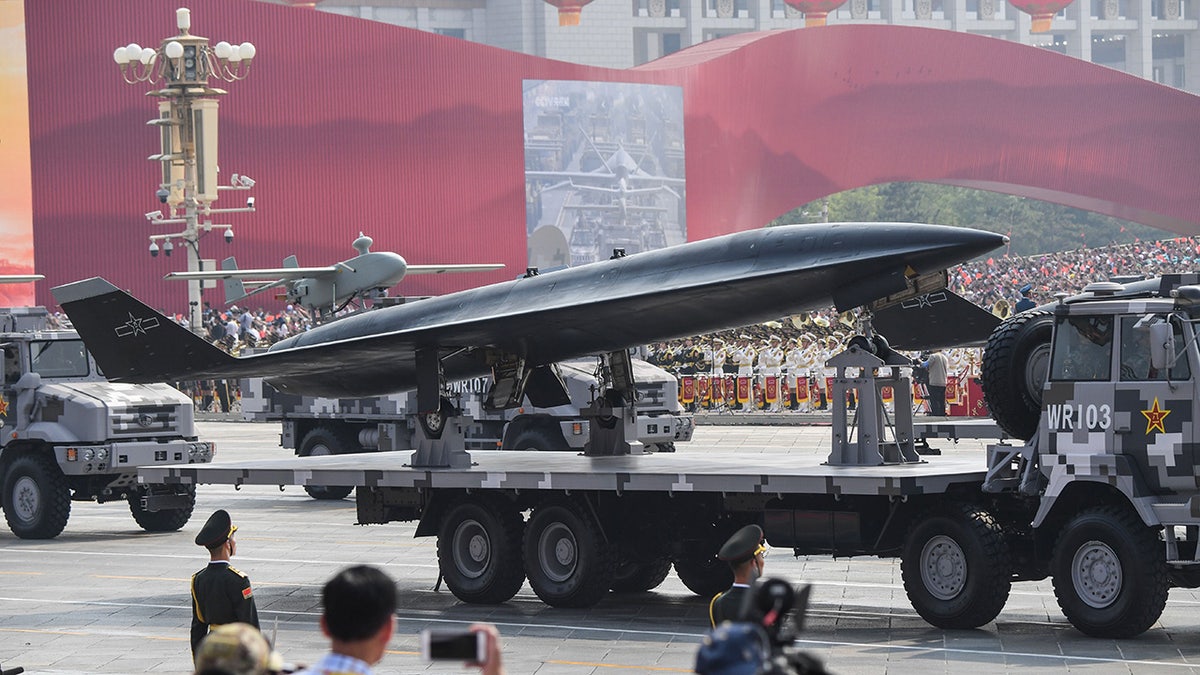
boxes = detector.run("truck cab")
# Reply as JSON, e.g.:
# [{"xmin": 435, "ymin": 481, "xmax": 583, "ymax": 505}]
[
  {"xmin": 0, "ymin": 307, "xmax": 212, "ymax": 539},
  {"xmin": 981, "ymin": 275, "xmax": 1200, "ymax": 638}
]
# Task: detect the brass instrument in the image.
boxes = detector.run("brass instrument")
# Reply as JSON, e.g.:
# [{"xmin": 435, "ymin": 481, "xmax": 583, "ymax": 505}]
[
  {"xmin": 993, "ymin": 299, "xmax": 1011, "ymax": 319},
  {"xmin": 790, "ymin": 313, "xmax": 810, "ymax": 329}
]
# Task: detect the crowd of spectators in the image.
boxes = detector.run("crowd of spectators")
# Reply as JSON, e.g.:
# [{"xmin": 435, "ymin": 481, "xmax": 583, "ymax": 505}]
[{"xmin": 182, "ymin": 302, "xmax": 316, "ymax": 355}]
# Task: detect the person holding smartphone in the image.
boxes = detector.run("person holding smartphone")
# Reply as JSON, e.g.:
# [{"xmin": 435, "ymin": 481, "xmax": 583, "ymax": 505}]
[{"xmin": 420, "ymin": 623, "xmax": 505, "ymax": 675}]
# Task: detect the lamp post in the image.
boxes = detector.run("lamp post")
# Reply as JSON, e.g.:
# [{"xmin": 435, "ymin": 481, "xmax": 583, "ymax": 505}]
[{"xmin": 114, "ymin": 7, "xmax": 257, "ymax": 334}]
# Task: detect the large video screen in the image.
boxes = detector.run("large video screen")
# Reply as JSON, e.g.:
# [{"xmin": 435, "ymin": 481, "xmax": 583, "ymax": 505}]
[{"xmin": 523, "ymin": 80, "xmax": 685, "ymax": 269}]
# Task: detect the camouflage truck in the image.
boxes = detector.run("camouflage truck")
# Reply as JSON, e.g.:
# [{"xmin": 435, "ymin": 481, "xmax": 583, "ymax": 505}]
[
  {"xmin": 144, "ymin": 274, "xmax": 1200, "ymax": 636},
  {"xmin": 977, "ymin": 274, "xmax": 1200, "ymax": 638},
  {"xmin": 240, "ymin": 356, "xmax": 694, "ymax": 499},
  {"xmin": 0, "ymin": 307, "xmax": 212, "ymax": 539}
]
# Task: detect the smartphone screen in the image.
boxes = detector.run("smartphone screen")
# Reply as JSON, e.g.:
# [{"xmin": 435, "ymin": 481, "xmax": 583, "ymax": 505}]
[{"xmin": 420, "ymin": 629, "xmax": 485, "ymax": 661}]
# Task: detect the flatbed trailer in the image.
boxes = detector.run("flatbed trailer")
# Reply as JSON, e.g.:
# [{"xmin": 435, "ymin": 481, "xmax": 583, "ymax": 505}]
[
  {"xmin": 142, "ymin": 345, "xmax": 1023, "ymax": 630},
  {"xmin": 140, "ymin": 443, "xmax": 985, "ymax": 500}
]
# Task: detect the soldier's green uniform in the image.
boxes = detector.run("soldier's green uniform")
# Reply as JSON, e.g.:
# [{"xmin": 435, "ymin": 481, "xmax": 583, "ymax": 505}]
[
  {"xmin": 190, "ymin": 510, "xmax": 260, "ymax": 656},
  {"xmin": 708, "ymin": 524, "xmax": 767, "ymax": 627}
]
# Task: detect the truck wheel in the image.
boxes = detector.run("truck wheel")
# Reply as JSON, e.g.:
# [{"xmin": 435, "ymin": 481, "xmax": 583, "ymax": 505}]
[
  {"xmin": 611, "ymin": 556, "xmax": 672, "ymax": 593},
  {"xmin": 299, "ymin": 427, "xmax": 356, "ymax": 500},
  {"xmin": 510, "ymin": 426, "xmax": 568, "ymax": 452},
  {"xmin": 673, "ymin": 556, "xmax": 733, "ymax": 598},
  {"xmin": 128, "ymin": 485, "xmax": 196, "ymax": 532},
  {"xmin": 980, "ymin": 310, "xmax": 1053, "ymax": 441},
  {"xmin": 2, "ymin": 453, "xmax": 71, "ymax": 539},
  {"xmin": 523, "ymin": 499, "xmax": 616, "ymax": 607},
  {"xmin": 901, "ymin": 503, "xmax": 1012, "ymax": 629},
  {"xmin": 1051, "ymin": 506, "xmax": 1168, "ymax": 638},
  {"xmin": 437, "ymin": 497, "xmax": 525, "ymax": 604}
]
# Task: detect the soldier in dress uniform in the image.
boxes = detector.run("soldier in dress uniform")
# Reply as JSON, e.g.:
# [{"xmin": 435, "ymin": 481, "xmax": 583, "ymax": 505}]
[
  {"xmin": 708, "ymin": 524, "xmax": 767, "ymax": 627},
  {"xmin": 711, "ymin": 338, "xmax": 727, "ymax": 374},
  {"xmin": 758, "ymin": 336, "xmax": 784, "ymax": 412},
  {"xmin": 191, "ymin": 509, "xmax": 260, "ymax": 658}
]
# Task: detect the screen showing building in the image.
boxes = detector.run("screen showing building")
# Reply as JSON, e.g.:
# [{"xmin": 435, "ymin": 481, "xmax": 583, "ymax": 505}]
[{"xmin": 523, "ymin": 80, "xmax": 685, "ymax": 269}]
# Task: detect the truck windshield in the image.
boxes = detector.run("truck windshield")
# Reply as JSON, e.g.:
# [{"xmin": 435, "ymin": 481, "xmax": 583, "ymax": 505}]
[
  {"xmin": 31, "ymin": 340, "xmax": 90, "ymax": 378},
  {"xmin": 1050, "ymin": 315, "xmax": 1113, "ymax": 381}
]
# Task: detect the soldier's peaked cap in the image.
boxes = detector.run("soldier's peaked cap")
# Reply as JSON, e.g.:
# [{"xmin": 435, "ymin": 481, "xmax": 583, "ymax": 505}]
[
  {"xmin": 718, "ymin": 524, "xmax": 766, "ymax": 564},
  {"xmin": 195, "ymin": 509, "xmax": 238, "ymax": 548}
]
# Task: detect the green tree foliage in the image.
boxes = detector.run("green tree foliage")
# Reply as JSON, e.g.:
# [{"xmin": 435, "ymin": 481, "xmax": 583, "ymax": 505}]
[{"xmin": 769, "ymin": 183, "xmax": 1169, "ymax": 257}]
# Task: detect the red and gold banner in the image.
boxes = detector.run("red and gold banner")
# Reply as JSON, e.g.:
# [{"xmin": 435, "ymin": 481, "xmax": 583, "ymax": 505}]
[
  {"xmin": 795, "ymin": 376, "xmax": 809, "ymax": 403},
  {"xmin": 736, "ymin": 376, "xmax": 750, "ymax": 404},
  {"xmin": 882, "ymin": 385, "xmax": 893, "ymax": 404},
  {"xmin": 697, "ymin": 375, "xmax": 709, "ymax": 402},
  {"xmin": 680, "ymin": 376, "xmax": 695, "ymax": 403},
  {"xmin": 764, "ymin": 376, "xmax": 778, "ymax": 403},
  {"xmin": 711, "ymin": 376, "xmax": 724, "ymax": 402},
  {"xmin": 947, "ymin": 375, "xmax": 962, "ymax": 405}
]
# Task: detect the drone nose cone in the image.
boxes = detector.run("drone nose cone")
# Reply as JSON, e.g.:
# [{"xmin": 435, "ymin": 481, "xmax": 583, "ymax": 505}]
[{"xmin": 898, "ymin": 223, "xmax": 1008, "ymax": 272}]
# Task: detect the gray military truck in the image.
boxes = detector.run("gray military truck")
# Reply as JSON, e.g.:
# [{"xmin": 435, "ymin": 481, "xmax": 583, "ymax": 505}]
[
  {"xmin": 143, "ymin": 273, "xmax": 1200, "ymax": 638},
  {"xmin": 974, "ymin": 273, "xmax": 1200, "ymax": 638},
  {"xmin": 0, "ymin": 307, "xmax": 212, "ymax": 539},
  {"xmin": 240, "ymin": 356, "xmax": 695, "ymax": 500}
]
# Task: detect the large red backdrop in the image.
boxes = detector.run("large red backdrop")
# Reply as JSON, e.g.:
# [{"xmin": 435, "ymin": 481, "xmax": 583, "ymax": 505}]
[{"xmin": 24, "ymin": 0, "xmax": 1200, "ymax": 312}]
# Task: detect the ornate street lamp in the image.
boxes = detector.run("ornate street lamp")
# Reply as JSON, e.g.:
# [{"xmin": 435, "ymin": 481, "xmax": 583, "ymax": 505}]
[{"xmin": 114, "ymin": 7, "xmax": 257, "ymax": 333}]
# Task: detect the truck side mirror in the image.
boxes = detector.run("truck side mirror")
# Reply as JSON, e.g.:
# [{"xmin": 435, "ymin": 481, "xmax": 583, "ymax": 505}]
[{"xmin": 1150, "ymin": 322, "xmax": 1174, "ymax": 371}]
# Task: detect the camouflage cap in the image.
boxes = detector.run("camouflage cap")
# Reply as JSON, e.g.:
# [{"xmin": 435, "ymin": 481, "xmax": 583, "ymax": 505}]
[{"xmin": 194, "ymin": 622, "xmax": 280, "ymax": 675}]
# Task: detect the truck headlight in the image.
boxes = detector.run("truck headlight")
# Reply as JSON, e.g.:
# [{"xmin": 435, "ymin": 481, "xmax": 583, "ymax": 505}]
[
  {"xmin": 95, "ymin": 448, "xmax": 108, "ymax": 461},
  {"xmin": 82, "ymin": 448, "xmax": 95, "ymax": 461}
]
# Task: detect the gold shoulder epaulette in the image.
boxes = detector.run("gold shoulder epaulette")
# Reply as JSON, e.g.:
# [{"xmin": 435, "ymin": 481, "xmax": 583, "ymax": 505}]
[{"xmin": 227, "ymin": 566, "xmax": 248, "ymax": 578}]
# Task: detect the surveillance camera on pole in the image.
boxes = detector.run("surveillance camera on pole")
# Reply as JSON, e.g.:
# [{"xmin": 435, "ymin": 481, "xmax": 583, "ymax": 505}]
[{"xmin": 114, "ymin": 7, "xmax": 257, "ymax": 335}]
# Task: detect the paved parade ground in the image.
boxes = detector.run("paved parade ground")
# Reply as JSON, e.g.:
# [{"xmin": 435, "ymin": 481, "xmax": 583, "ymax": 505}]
[{"xmin": 5, "ymin": 422, "xmax": 1200, "ymax": 674}]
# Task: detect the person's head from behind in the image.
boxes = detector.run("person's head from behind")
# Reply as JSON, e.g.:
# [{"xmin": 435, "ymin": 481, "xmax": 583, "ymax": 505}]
[{"xmin": 321, "ymin": 565, "xmax": 397, "ymax": 663}]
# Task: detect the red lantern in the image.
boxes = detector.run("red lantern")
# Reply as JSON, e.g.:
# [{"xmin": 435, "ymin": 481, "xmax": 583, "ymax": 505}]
[
  {"xmin": 543, "ymin": 0, "xmax": 596, "ymax": 26},
  {"xmin": 784, "ymin": 0, "xmax": 848, "ymax": 26},
  {"xmin": 1009, "ymin": 0, "xmax": 1074, "ymax": 31}
]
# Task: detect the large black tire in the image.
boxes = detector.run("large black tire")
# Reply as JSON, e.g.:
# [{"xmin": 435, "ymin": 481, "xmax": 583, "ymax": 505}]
[
  {"xmin": 299, "ymin": 426, "xmax": 357, "ymax": 500},
  {"xmin": 436, "ymin": 496, "xmax": 526, "ymax": 604},
  {"xmin": 2, "ymin": 453, "xmax": 70, "ymax": 539},
  {"xmin": 611, "ymin": 556, "xmax": 672, "ymax": 593},
  {"xmin": 673, "ymin": 555, "xmax": 733, "ymax": 598},
  {"xmin": 981, "ymin": 310, "xmax": 1054, "ymax": 440},
  {"xmin": 523, "ymin": 499, "xmax": 616, "ymax": 607},
  {"xmin": 509, "ymin": 425, "xmax": 569, "ymax": 452},
  {"xmin": 128, "ymin": 485, "xmax": 196, "ymax": 532},
  {"xmin": 1051, "ymin": 506, "xmax": 1168, "ymax": 638},
  {"xmin": 900, "ymin": 503, "xmax": 1012, "ymax": 629}
]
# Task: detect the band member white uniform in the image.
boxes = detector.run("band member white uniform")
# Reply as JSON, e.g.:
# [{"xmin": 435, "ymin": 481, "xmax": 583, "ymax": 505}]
[
  {"xmin": 784, "ymin": 337, "xmax": 809, "ymax": 412},
  {"xmin": 758, "ymin": 336, "xmax": 784, "ymax": 412},
  {"xmin": 709, "ymin": 339, "xmax": 725, "ymax": 370}
]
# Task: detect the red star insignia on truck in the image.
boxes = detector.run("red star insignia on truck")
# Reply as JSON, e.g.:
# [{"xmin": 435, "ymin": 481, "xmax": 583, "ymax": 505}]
[
  {"xmin": 0, "ymin": 396, "xmax": 8, "ymax": 417},
  {"xmin": 1142, "ymin": 397, "xmax": 1171, "ymax": 435}
]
